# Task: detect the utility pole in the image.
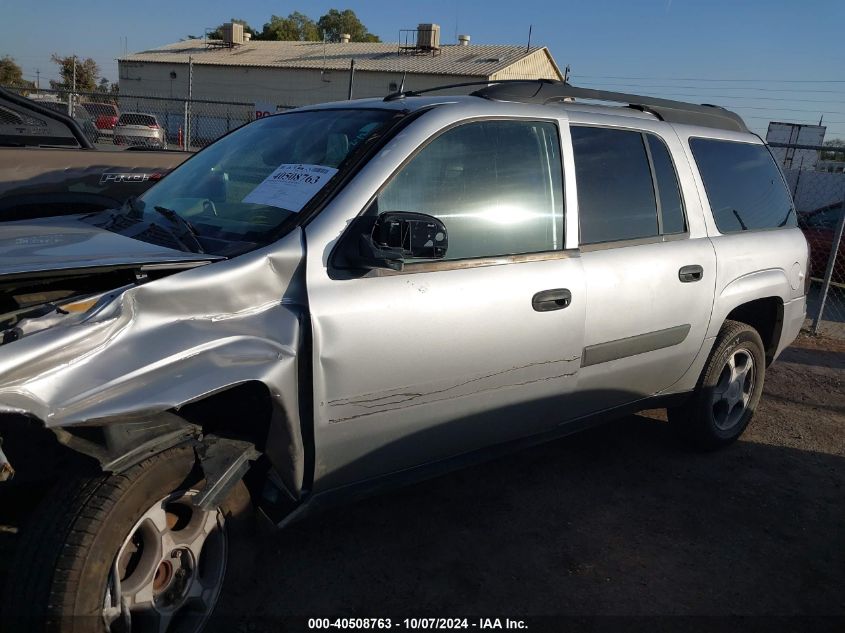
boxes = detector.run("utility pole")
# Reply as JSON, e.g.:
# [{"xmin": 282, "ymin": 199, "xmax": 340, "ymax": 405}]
[
  {"xmin": 35, "ymin": 69, "xmax": 39, "ymax": 91},
  {"xmin": 69, "ymin": 55, "xmax": 77, "ymax": 116},
  {"xmin": 347, "ymin": 59, "xmax": 356, "ymax": 100},
  {"xmin": 185, "ymin": 55, "xmax": 193, "ymax": 150}
]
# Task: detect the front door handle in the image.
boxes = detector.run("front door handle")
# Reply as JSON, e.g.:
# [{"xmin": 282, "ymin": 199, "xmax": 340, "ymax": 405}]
[
  {"xmin": 679, "ymin": 265, "xmax": 704, "ymax": 283},
  {"xmin": 532, "ymin": 288, "xmax": 572, "ymax": 312}
]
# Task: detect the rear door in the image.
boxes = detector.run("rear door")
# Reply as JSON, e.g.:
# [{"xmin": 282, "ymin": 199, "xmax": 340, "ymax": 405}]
[
  {"xmin": 305, "ymin": 113, "xmax": 586, "ymax": 490},
  {"xmin": 564, "ymin": 121, "xmax": 716, "ymax": 418}
]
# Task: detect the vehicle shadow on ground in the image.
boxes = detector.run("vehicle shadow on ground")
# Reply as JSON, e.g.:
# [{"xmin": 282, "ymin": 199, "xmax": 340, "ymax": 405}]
[
  {"xmin": 210, "ymin": 413, "xmax": 845, "ymax": 627},
  {"xmin": 778, "ymin": 346, "xmax": 845, "ymax": 370}
]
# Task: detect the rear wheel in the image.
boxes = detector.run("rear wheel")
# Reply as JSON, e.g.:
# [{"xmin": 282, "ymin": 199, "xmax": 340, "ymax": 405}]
[
  {"xmin": 668, "ymin": 320, "xmax": 765, "ymax": 449},
  {"xmin": 2, "ymin": 445, "xmax": 252, "ymax": 633}
]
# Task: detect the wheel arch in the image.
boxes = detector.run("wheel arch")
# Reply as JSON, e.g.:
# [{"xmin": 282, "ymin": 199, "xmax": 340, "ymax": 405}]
[
  {"xmin": 0, "ymin": 379, "xmax": 305, "ymax": 504},
  {"xmin": 709, "ymin": 268, "xmax": 790, "ymax": 365},
  {"xmin": 724, "ymin": 297, "xmax": 784, "ymax": 365}
]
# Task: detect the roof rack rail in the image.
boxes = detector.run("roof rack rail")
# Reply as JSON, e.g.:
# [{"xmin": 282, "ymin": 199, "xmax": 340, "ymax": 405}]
[
  {"xmin": 471, "ymin": 80, "xmax": 749, "ymax": 133},
  {"xmin": 383, "ymin": 79, "xmax": 533, "ymax": 101}
]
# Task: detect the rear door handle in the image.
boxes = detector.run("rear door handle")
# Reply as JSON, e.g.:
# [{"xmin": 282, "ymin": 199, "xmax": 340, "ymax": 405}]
[
  {"xmin": 679, "ymin": 265, "xmax": 704, "ymax": 283},
  {"xmin": 532, "ymin": 288, "xmax": 572, "ymax": 312}
]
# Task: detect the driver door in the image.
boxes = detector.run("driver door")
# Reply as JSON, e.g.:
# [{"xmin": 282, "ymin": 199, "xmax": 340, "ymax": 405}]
[{"xmin": 305, "ymin": 116, "xmax": 586, "ymax": 491}]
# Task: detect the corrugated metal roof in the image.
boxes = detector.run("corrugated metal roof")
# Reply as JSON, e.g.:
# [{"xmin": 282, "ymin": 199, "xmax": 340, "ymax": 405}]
[{"xmin": 119, "ymin": 40, "xmax": 560, "ymax": 78}]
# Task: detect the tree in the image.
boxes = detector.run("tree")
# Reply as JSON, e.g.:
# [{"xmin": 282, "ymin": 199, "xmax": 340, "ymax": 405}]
[
  {"xmin": 0, "ymin": 55, "xmax": 33, "ymax": 89},
  {"xmin": 207, "ymin": 18, "xmax": 258, "ymax": 40},
  {"xmin": 94, "ymin": 77, "xmax": 119, "ymax": 95},
  {"xmin": 317, "ymin": 9, "xmax": 380, "ymax": 42},
  {"xmin": 259, "ymin": 12, "xmax": 319, "ymax": 41},
  {"xmin": 821, "ymin": 138, "xmax": 845, "ymax": 161},
  {"xmin": 50, "ymin": 54, "xmax": 99, "ymax": 92}
]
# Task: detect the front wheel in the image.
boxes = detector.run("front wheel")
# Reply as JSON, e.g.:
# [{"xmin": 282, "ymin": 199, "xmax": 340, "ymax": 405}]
[
  {"xmin": 2, "ymin": 445, "xmax": 252, "ymax": 633},
  {"xmin": 668, "ymin": 320, "xmax": 766, "ymax": 449}
]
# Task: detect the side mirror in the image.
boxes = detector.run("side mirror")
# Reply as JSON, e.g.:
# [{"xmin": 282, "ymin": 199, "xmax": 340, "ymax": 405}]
[
  {"xmin": 356, "ymin": 212, "xmax": 448, "ymax": 271},
  {"xmin": 206, "ymin": 169, "xmax": 229, "ymax": 202}
]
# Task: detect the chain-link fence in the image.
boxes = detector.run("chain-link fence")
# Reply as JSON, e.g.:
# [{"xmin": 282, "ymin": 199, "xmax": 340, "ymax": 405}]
[
  {"xmin": 2, "ymin": 87, "xmax": 289, "ymax": 151},
  {"xmin": 777, "ymin": 143, "xmax": 845, "ymax": 338}
]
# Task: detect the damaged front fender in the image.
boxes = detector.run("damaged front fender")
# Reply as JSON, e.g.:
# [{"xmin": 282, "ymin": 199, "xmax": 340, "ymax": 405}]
[{"xmin": 0, "ymin": 230, "xmax": 308, "ymax": 495}]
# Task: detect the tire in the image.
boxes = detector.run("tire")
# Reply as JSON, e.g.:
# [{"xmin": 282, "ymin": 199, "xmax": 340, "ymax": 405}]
[
  {"xmin": 1, "ymin": 444, "xmax": 253, "ymax": 633},
  {"xmin": 668, "ymin": 320, "xmax": 766, "ymax": 450}
]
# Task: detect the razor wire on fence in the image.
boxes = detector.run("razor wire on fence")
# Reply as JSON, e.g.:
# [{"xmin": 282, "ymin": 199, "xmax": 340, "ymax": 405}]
[
  {"xmin": 780, "ymin": 149, "xmax": 845, "ymax": 339},
  {"xmin": 2, "ymin": 86, "xmax": 290, "ymax": 151}
]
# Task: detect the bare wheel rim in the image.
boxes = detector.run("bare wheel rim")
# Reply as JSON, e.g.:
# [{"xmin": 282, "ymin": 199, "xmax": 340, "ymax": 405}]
[
  {"xmin": 102, "ymin": 490, "xmax": 227, "ymax": 633},
  {"xmin": 711, "ymin": 347, "xmax": 755, "ymax": 431}
]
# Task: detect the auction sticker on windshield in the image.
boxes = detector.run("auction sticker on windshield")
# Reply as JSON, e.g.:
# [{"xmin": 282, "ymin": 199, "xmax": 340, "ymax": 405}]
[{"xmin": 243, "ymin": 163, "xmax": 339, "ymax": 212}]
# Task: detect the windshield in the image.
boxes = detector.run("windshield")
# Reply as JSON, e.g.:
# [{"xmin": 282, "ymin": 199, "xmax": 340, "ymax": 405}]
[
  {"xmin": 118, "ymin": 113, "xmax": 157, "ymax": 126},
  {"xmin": 83, "ymin": 102, "xmax": 118, "ymax": 117},
  {"xmin": 88, "ymin": 108, "xmax": 397, "ymax": 256}
]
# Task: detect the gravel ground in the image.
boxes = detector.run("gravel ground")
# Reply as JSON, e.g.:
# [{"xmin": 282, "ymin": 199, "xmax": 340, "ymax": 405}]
[{"xmin": 2, "ymin": 334, "xmax": 843, "ymax": 631}]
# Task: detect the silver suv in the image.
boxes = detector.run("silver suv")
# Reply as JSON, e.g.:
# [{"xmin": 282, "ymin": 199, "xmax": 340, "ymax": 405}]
[
  {"xmin": 113, "ymin": 112, "xmax": 167, "ymax": 148},
  {"xmin": 0, "ymin": 81, "xmax": 808, "ymax": 630}
]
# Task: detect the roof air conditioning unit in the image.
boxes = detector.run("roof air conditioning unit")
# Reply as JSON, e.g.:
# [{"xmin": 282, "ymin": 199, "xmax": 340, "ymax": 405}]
[
  {"xmin": 222, "ymin": 22, "xmax": 244, "ymax": 46},
  {"xmin": 416, "ymin": 24, "xmax": 441, "ymax": 51}
]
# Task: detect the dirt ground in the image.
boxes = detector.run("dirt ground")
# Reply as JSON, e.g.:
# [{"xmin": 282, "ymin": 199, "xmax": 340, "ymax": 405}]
[{"xmin": 2, "ymin": 333, "xmax": 843, "ymax": 631}]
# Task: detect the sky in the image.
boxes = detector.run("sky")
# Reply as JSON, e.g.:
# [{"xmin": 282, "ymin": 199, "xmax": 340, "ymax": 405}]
[{"xmin": 2, "ymin": 0, "xmax": 844, "ymax": 138}]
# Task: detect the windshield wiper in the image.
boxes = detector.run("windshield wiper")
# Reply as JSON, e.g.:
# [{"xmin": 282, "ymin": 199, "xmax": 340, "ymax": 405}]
[
  {"xmin": 732, "ymin": 208, "xmax": 749, "ymax": 231},
  {"xmin": 153, "ymin": 206, "xmax": 205, "ymax": 254},
  {"xmin": 777, "ymin": 207, "xmax": 796, "ymax": 227}
]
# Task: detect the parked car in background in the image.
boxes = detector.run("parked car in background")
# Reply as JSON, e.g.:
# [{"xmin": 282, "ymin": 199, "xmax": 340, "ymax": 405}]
[
  {"xmin": 81, "ymin": 102, "xmax": 119, "ymax": 141},
  {"xmin": 35, "ymin": 101, "xmax": 98, "ymax": 145},
  {"xmin": 69, "ymin": 104, "xmax": 99, "ymax": 145},
  {"xmin": 0, "ymin": 87, "xmax": 190, "ymax": 221},
  {"xmin": 114, "ymin": 112, "xmax": 167, "ymax": 149},
  {"xmin": 798, "ymin": 202, "xmax": 844, "ymax": 282}
]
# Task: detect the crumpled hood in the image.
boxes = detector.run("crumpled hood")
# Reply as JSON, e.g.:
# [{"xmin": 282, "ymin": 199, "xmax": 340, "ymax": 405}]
[{"xmin": 0, "ymin": 215, "xmax": 220, "ymax": 277}]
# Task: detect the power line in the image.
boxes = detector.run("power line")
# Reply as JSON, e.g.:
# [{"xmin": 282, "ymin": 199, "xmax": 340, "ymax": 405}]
[
  {"xmin": 578, "ymin": 86, "xmax": 845, "ymax": 105},
  {"xmin": 744, "ymin": 115, "xmax": 845, "ymax": 124},
  {"xmin": 720, "ymin": 105, "xmax": 845, "ymax": 115},
  {"xmin": 573, "ymin": 80, "xmax": 845, "ymax": 95},
  {"xmin": 574, "ymin": 75, "xmax": 845, "ymax": 83}
]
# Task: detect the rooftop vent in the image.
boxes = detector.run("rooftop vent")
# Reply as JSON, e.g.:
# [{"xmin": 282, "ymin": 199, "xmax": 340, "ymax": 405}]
[{"xmin": 458, "ymin": 34, "xmax": 471, "ymax": 46}]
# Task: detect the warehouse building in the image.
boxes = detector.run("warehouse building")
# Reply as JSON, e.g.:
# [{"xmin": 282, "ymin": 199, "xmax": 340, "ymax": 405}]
[{"xmin": 117, "ymin": 23, "xmax": 564, "ymax": 109}]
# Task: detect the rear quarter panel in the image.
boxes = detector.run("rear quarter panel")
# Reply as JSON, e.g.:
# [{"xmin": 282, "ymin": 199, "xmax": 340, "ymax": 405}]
[{"xmin": 661, "ymin": 126, "xmax": 808, "ymax": 394}]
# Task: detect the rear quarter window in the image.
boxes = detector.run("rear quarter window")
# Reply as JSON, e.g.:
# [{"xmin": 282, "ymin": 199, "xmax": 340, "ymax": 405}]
[{"xmin": 690, "ymin": 138, "xmax": 796, "ymax": 233}]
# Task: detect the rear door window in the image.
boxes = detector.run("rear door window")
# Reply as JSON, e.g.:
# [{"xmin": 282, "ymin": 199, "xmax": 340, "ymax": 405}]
[
  {"xmin": 571, "ymin": 126, "xmax": 659, "ymax": 244},
  {"xmin": 690, "ymin": 138, "xmax": 796, "ymax": 232}
]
